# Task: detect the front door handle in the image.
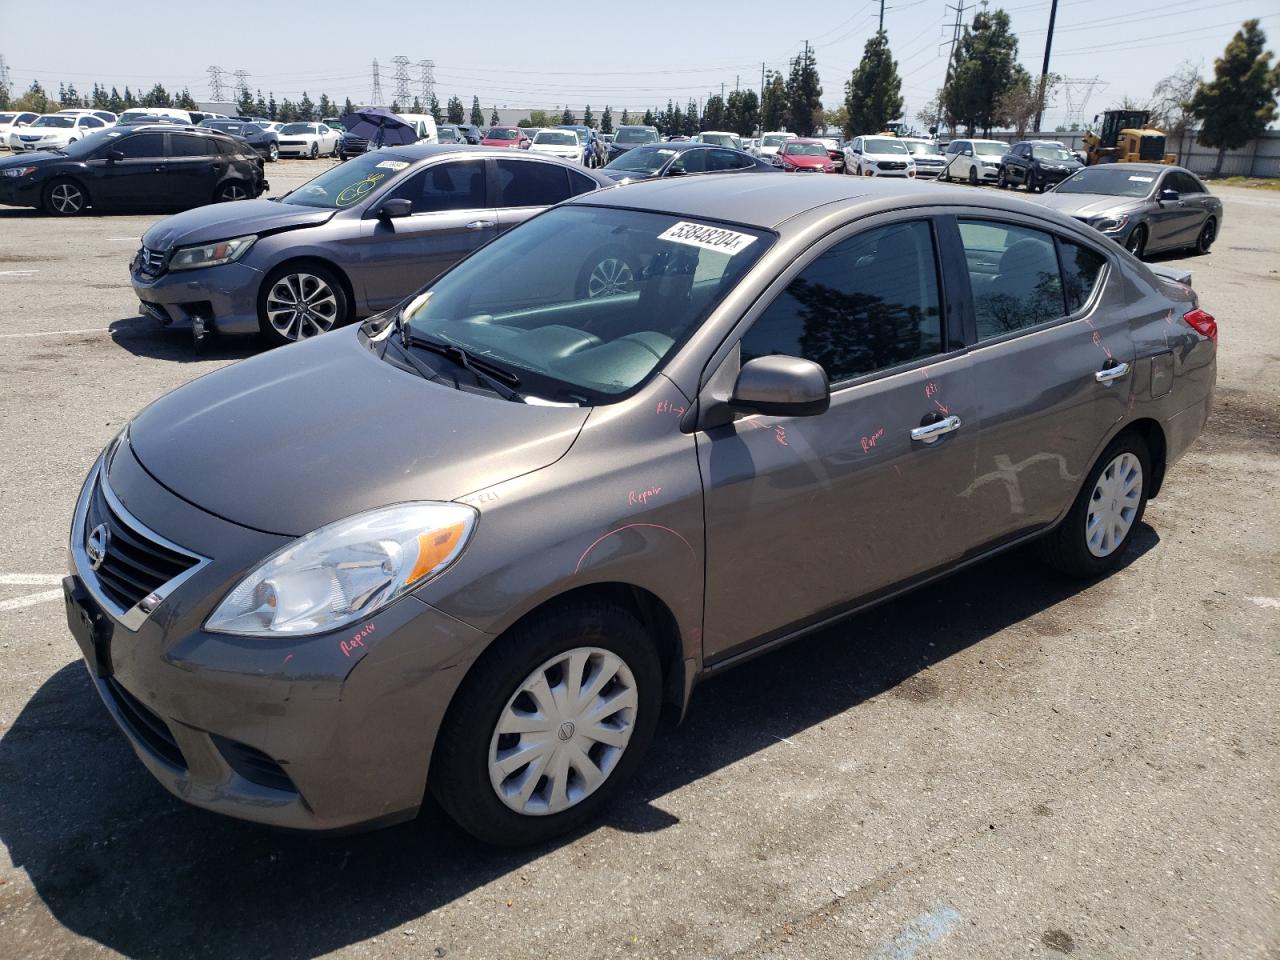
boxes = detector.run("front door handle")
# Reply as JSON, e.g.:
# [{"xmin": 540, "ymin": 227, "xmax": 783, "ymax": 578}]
[
  {"xmin": 1094, "ymin": 360, "xmax": 1130, "ymax": 384},
  {"xmin": 465, "ymin": 220, "xmax": 494, "ymax": 230},
  {"xmin": 910, "ymin": 415, "xmax": 962, "ymax": 444}
]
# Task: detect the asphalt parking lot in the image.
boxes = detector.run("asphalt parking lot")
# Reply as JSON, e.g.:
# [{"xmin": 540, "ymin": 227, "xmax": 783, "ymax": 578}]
[{"xmin": 0, "ymin": 165, "xmax": 1276, "ymax": 960}]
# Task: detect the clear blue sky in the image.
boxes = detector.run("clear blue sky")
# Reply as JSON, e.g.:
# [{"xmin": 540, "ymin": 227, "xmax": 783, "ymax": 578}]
[{"xmin": 2, "ymin": 0, "xmax": 1275, "ymax": 129}]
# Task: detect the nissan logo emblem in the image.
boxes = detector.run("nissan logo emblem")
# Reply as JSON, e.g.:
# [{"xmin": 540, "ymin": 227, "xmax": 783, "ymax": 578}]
[{"xmin": 86, "ymin": 523, "xmax": 110, "ymax": 572}]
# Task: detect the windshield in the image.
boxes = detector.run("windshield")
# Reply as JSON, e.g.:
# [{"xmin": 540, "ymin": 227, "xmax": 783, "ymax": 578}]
[
  {"xmin": 1031, "ymin": 144, "xmax": 1074, "ymax": 161},
  {"xmin": 204, "ymin": 121, "xmax": 252, "ymax": 134},
  {"xmin": 535, "ymin": 131, "xmax": 576, "ymax": 145},
  {"xmin": 863, "ymin": 138, "xmax": 908, "ymax": 154},
  {"xmin": 761, "ymin": 135, "xmax": 789, "ymax": 148},
  {"xmin": 700, "ymin": 133, "xmax": 739, "ymax": 148},
  {"xmin": 0, "ymin": 114, "xmax": 15, "ymax": 124},
  {"xmin": 486, "ymin": 128, "xmax": 518, "ymax": 140},
  {"xmin": 403, "ymin": 206, "xmax": 772, "ymax": 402},
  {"xmin": 614, "ymin": 127, "xmax": 657, "ymax": 144},
  {"xmin": 783, "ymin": 142, "xmax": 827, "ymax": 156},
  {"xmin": 282, "ymin": 151, "xmax": 412, "ymax": 209},
  {"xmin": 902, "ymin": 140, "xmax": 937, "ymax": 156},
  {"xmin": 119, "ymin": 111, "xmax": 165, "ymax": 123},
  {"xmin": 972, "ymin": 140, "xmax": 1007, "ymax": 156},
  {"xmin": 281, "ymin": 123, "xmax": 314, "ymax": 135},
  {"xmin": 1054, "ymin": 166, "xmax": 1157, "ymax": 198},
  {"xmin": 58, "ymin": 129, "xmax": 119, "ymax": 158},
  {"xmin": 33, "ymin": 116, "xmax": 75, "ymax": 129},
  {"xmin": 605, "ymin": 146, "xmax": 676, "ymax": 175}
]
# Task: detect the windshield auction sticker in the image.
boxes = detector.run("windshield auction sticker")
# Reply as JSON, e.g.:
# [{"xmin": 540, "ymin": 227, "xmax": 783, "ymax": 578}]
[
  {"xmin": 1128, "ymin": 175, "xmax": 1154, "ymax": 182},
  {"xmin": 376, "ymin": 160, "xmax": 410, "ymax": 171},
  {"xmin": 658, "ymin": 221, "xmax": 757, "ymax": 255}
]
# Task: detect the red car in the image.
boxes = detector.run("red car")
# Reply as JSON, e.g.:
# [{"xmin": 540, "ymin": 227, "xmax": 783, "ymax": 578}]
[
  {"xmin": 776, "ymin": 139, "xmax": 838, "ymax": 173},
  {"xmin": 481, "ymin": 127, "xmax": 527, "ymax": 149}
]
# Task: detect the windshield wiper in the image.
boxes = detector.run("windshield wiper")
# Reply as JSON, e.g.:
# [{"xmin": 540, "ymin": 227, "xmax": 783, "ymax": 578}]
[{"xmin": 404, "ymin": 332, "xmax": 524, "ymax": 401}]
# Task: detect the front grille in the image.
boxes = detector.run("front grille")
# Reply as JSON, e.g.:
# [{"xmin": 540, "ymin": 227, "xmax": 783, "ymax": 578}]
[
  {"xmin": 137, "ymin": 246, "xmax": 167, "ymax": 276},
  {"xmin": 105, "ymin": 676, "xmax": 186, "ymax": 769},
  {"xmin": 878, "ymin": 161, "xmax": 908, "ymax": 170},
  {"xmin": 213, "ymin": 736, "xmax": 296, "ymax": 792},
  {"xmin": 342, "ymin": 136, "xmax": 368, "ymax": 151},
  {"xmin": 279, "ymin": 139, "xmax": 304, "ymax": 146},
  {"xmin": 84, "ymin": 475, "xmax": 198, "ymax": 614}
]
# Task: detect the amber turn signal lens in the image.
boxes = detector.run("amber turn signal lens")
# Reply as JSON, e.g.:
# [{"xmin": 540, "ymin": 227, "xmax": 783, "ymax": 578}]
[{"xmin": 407, "ymin": 522, "xmax": 467, "ymax": 584}]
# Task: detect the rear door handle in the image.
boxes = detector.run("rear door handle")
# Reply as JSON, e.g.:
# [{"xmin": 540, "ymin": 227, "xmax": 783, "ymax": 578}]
[
  {"xmin": 465, "ymin": 220, "xmax": 494, "ymax": 230},
  {"xmin": 910, "ymin": 415, "xmax": 962, "ymax": 444},
  {"xmin": 1094, "ymin": 361, "xmax": 1130, "ymax": 384}
]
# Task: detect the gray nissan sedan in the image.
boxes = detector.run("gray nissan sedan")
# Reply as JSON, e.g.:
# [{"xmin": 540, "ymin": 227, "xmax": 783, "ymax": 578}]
[
  {"xmin": 67, "ymin": 175, "xmax": 1216, "ymax": 845},
  {"xmin": 130, "ymin": 145, "xmax": 612, "ymax": 346}
]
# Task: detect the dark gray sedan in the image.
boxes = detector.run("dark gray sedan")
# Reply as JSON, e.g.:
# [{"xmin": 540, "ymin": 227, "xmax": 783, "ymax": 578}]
[
  {"xmin": 130, "ymin": 145, "xmax": 613, "ymax": 345},
  {"xmin": 70, "ymin": 175, "xmax": 1215, "ymax": 844},
  {"xmin": 601, "ymin": 142, "xmax": 776, "ymax": 183},
  {"xmin": 1036, "ymin": 163, "xmax": 1222, "ymax": 259}
]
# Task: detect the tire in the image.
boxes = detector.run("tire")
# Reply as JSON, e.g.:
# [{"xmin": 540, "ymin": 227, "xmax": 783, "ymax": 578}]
[
  {"xmin": 575, "ymin": 246, "xmax": 640, "ymax": 299},
  {"xmin": 431, "ymin": 601, "xmax": 663, "ymax": 846},
  {"xmin": 214, "ymin": 181, "xmax": 250, "ymax": 203},
  {"xmin": 257, "ymin": 262, "xmax": 349, "ymax": 346},
  {"xmin": 1125, "ymin": 225, "xmax": 1147, "ymax": 259},
  {"xmin": 267, "ymin": 143, "xmax": 279, "ymax": 163},
  {"xmin": 42, "ymin": 178, "xmax": 87, "ymax": 216},
  {"xmin": 967, "ymin": 165, "xmax": 978, "ymax": 186},
  {"xmin": 309, "ymin": 143, "xmax": 319, "ymax": 159},
  {"xmin": 1194, "ymin": 217, "xmax": 1216, "ymax": 255},
  {"xmin": 1036, "ymin": 431, "xmax": 1151, "ymax": 579},
  {"xmin": 997, "ymin": 169, "xmax": 1009, "ymax": 189}
]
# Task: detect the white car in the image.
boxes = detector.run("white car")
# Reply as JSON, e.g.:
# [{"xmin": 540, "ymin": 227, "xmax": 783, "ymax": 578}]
[
  {"xmin": 528, "ymin": 129, "xmax": 583, "ymax": 164},
  {"xmin": 56, "ymin": 108, "xmax": 117, "ymax": 126},
  {"xmin": 755, "ymin": 131, "xmax": 796, "ymax": 161},
  {"xmin": 843, "ymin": 135, "xmax": 916, "ymax": 178},
  {"xmin": 277, "ymin": 122, "xmax": 340, "ymax": 158},
  {"xmin": 118, "ymin": 107, "xmax": 193, "ymax": 125},
  {"xmin": 7, "ymin": 113, "xmax": 110, "ymax": 151},
  {"xmin": 0, "ymin": 111, "xmax": 40, "ymax": 148},
  {"xmin": 697, "ymin": 130, "xmax": 743, "ymax": 150},
  {"xmin": 900, "ymin": 137, "xmax": 948, "ymax": 178},
  {"xmin": 941, "ymin": 138, "xmax": 1008, "ymax": 184}
]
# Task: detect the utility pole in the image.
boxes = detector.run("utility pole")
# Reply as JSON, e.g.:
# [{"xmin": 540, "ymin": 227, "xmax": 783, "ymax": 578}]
[
  {"xmin": 879, "ymin": 0, "xmax": 886, "ymax": 33},
  {"xmin": 940, "ymin": 0, "xmax": 966, "ymax": 135},
  {"xmin": 759, "ymin": 61, "xmax": 766, "ymax": 136},
  {"xmin": 1032, "ymin": 0, "xmax": 1059, "ymax": 133},
  {"xmin": 720, "ymin": 81, "xmax": 725, "ymax": 100}
]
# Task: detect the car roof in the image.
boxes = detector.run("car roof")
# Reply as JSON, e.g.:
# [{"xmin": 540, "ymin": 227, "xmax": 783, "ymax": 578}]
[
  {"xmin": 1081, "ymin": 161, "xmax": 1181, "ymax": 174},
  {"xmin": 568, "ymin": 173, "xmax": 1094, "ymax": 231}
]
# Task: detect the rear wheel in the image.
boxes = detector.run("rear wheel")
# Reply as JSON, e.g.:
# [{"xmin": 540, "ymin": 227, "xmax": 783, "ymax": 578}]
[
  {"xmin": 1125, "ymin": 225, "xmax": 1148, "ymax": 259},
  {"xmin": 431, "ymin": 601, "xmax": 662, "ymax": 846},
  {"xmin": 42, "ymin": 178, "xmax": 87, "ymax": 216},
  {"xmin": 214, "ymin": 181, "xmax": 250, "ymax": 203},
  {"xmin": 1036, "ymin": 431, "xmax": 1150, "ymax": 578},
  {"xmin": 258, "ymin": 262, "xmax": 348, "ymax": 345},
  {"xmin": 1194, "ymin": 217, "xmax": 1216, "ymax": 255}
]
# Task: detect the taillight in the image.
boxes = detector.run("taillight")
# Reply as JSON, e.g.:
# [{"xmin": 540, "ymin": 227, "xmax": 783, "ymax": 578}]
[{"xmin": 1183, "ymin": 308, "xmax": 1217, "ymax": 344}]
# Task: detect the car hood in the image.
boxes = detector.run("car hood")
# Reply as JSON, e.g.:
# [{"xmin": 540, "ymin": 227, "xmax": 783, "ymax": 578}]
[
  {"xmin": 126, "ymin": 328, "xmax": 591, "ymax": 536},
  {"xmin": 0, "ymin": 150, "xmax": 63, "ymax": 167},
  {"xmin": 782, "ymin": 155, "xmax": 829, "ymax": 166},
  {"xmin": 1036, "ymin": 192, "xmax": 1143, "ymax": 219},
  {"xmin": 141, "ymin": 198, "xmax": 334, "ymax": 250}
]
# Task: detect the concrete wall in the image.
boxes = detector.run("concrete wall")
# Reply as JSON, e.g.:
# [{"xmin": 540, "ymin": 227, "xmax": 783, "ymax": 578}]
[{"xmin": 984, "ymin": 129, "xmax": 1280, "ymax": 178}]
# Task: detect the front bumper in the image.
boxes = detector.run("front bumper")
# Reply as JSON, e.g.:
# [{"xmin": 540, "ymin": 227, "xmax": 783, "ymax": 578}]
[
  {"xmin": 66, "ymin": 445, "xmax": 488, "ymax": 831},
  {"xmin": 131, "ymin": 258, "xmax": 265, "ymax": 335},
  {"xmin": 0, "ymin": 176, "xmax": 41, "ymax": 207}
]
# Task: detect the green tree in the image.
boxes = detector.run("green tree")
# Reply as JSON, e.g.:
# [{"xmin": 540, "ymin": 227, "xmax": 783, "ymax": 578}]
[
  {"xmin": 15, "ymin": 81, "xmax": 53, "ymax": 113},
  {"xmin": 0, "ymin": 85, "xmax": 9, "ymax": 110},
  {"xmin": 997, "ymin": 73, "xmax": 1057, "ymax": 137},
  {"xmin": 561, "ymin": 106, "xmax": 574, "ymax": 124},
  {"xmin": 724, "ymin": 89, "xmax": 760, "ymax": 136},
  {"xmin": 279, "ymin": 99, "xmax": 296, "ymax": 122},
  {"xmin": 447, "ymin": 95, "xmax": 465, "ymax": 123},
  {"xmin": 490, "ymin": 105, "xmax": 500, "ymax": 126},
  {"xmin": 642, "ymin": 108, "xmax": 655, "ymax": 126},
  {"xmin": 428, "ymin": 93, "xmax": 441, "ymax": 122},
  {"xmin": 785, "ymin": 45, "xmax": 823, "ymax": 136},
  {"xmin": 256, "ymin": 90, "xmax": 269, "ymax": 117},
  {"xmin": 670, "ymin": 101, "xmax": 684, "ymax": 137},
  {"xmin": 141, "ymin": 83, "xmax": 172, "ymax": 108},
  {"xmin": 298, "ymin": 91, "xmax": 315, "ymax": 121},
  {"xmin": 761, "ymin": 70, "xmax": 788, "ymax": 131},
  {"xmin": 702, "ymin": 94, "xmax": 725, "ymax": 131},
  {"xmin": 108, "ymin": 87, "xmax": 125, "ymax": 113},
  {"xmin": 844, "ymin": 31, "xmax": 903, "ymax": 136},
  {"xmin": 471, "ymin": 95, "xmax": 484, "ymax": 125},
  {"xmin": 583, "ymin": 104, "xmax": 594, "ymax": 128},
  {"xmin": 123, "ymin": 87, "xmax": 137, "ymax": 109},
  {"xmin": 601, "ymin": 105, "xmax": 613, "ymax": 133},
  {"xmin": 1190, "ymin": 20, "xmax": 1279, "ymax": 175},
  {"xmin": 685, "ymin": 98, "xmax": 699, "ymax": 135},
  {"xmin": 268, "ymin": 93, "xmax": 277, "ymax": 120},
  {"xmin": 64, "ymin": 83, "xmax": 81, "ymax": 107},
  {"xmin": 620, "ymin": 107, "xmax": 631, "ymax": 125},
  {"xmin": 318, "ymin": 93, "xmax": 334, "ymax": 118},
  {"xmin": 342, "ymin": 97, "xmax": 355, "ymax": 118},
  {"xmin": 944, "ymin": 8, "xmax": 1027, "ymax": 135},
  {"xmin": 174, "ymin": 88, "xmax": 198, "ymax": 111},
  {"xmin": 92, "ymin": 84, "xmax": 109, "ymax": 110},
  {"xmin": 526, "ymin": 109, "xmax": 552, "ymax": 127},
  {"xmin": 237, "ymin": 85, "xmax": 255, "ymax": 115},
  {"xmin": 390, "ymin": 99, "xmax": 402, "ymax": 114}
]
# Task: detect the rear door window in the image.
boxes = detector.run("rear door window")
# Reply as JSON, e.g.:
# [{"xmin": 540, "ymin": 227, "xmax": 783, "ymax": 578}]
[
  {"xmin": 1059, "ymin": 240, "xmax": 1107, "ymax": 312},
  {"xmin": 740, "ymin": 220, "xmax": 945, "ymax": 384},
  {"xmin": 958, "ymin": 220, "xmax": 1065, "ymax": 339},
  {"xmin": 169, "ymin": 135, "xmax": 214, "ymax": 157},
  {"xmin": 495, "ymin": 158, "xmax": 571, "ymax": 207}
]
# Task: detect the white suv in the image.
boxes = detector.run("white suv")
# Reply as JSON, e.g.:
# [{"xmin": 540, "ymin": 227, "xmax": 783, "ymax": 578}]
[
  {"xmin": 942, "ymin": 138, "xmax": 1008, "ymax": 184},
  {"xmin": 755, "ymin": 131, "xmax": 796, "ymax": 161},
  {"xmin": 843, "ymin": 135, "xmax": 916, "ymax": 178}
]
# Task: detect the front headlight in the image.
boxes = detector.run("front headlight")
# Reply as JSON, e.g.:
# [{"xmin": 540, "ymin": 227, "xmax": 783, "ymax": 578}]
[
  {"xmin": 205, "ymin": 502, "xmax": 477, "ymax": 637},
  {"xmin": 168, "ymin": 234, "xmax": 257, "ymax": 271},
  {"xmin": 2, "ymin": 166, "xmax": 37, "ymax": 178},
  {"xmin": 1090, "ymin": 214, "xmax": 1129, "ymax": 234}
]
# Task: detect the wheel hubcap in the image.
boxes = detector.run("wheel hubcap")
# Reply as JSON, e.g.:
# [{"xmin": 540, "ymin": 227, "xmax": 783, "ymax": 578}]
[
  {"xmin": 488, "ymin": 646, "xmax": 638, "ymax": 816},
  {"xmin": 1085, "ymin": 452, "xmax": 1142, "ymax": 558},
  {"xmin": 587, "ymin": 258, "xmax": 635, "ymax": 298},
  {"xmin": 51, "ymin": 184, "xmax": 82, "ymax": 213},
  {"xmin": 222, "ymin": 185, "xmax": 246, "ymax": 201},
  {"xmin": 265, "ymin": 273, "xmax": 338, "ymax": 340}
]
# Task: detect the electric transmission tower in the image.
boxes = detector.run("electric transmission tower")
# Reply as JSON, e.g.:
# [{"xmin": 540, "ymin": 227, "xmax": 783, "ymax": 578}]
[
  {"xmin": 0, "ymin": 54, "xmax": 12, "ymax": 100},
  {"xmin": 390, "ymin": 55, "xmax": 412, "ymax": 106},
  {"xmin": 233, "ymin": 70, "xmax": 250, "ymax": 104},
  {"xmin": 206, "ymin": 65, "xmax": 227, "ymax": 101},
  {"xmin": 418, "ymin": 59, "xmax": 435, "ymax": 105},
  {"xmin": 1062, "ymin": 77, "xmax": 1106, "ymax": 130},
  {"xmin": 370, "ymin": 59, "xmax": 384, "ymax": 107}
]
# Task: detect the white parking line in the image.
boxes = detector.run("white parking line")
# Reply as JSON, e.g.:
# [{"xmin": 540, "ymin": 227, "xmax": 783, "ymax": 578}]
[
  {"xmin": 0, "ymin": 327, "xmax": 114, "ymax": 339},
  {"xmin": 1248, "ymin": 596, "xmax": 1280, "ymax": 609},
  {"xmin": 0, "ymin": 270, "xmax": 38, "ymax": 276},
  {"xmin": 0, "ymin": 574, "xmax": 64, "ymax": 585},
  {"xmin": 0, "ymin": 589, "xmax": 64, "ymax": 612}
]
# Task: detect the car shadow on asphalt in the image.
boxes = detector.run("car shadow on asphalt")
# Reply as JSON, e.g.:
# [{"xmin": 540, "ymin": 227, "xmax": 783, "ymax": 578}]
[
  {"xmin": 107, "ymin": 317, "xmax": 267, "ymax": 363},
  {"xmin": 0, "ymin": 526, "xmax": 1158, "ymax": 959}
]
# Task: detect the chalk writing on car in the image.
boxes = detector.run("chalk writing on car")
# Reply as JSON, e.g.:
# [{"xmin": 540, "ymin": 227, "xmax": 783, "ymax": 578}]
[
  {"xmin": 861, "ymin": 427, "xmax": 885, "ymax": 454},
  {"xmin": 628, "ymin": 485, "xmax": 662, "ymax": 507},
  {"xmin": 655, "ymin": 400, "xmax": 686, "ymax": 417},
  {"xmin": 340, "ymin": 623, "xmax": 376, "ymax": 658}
]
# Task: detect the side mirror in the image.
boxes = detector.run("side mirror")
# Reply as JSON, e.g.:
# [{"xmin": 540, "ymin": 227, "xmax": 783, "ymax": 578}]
[
  {"xmin": 667, "ymin": 166, "xmax": 687, "ymax": 177},
  {"xmin": 107, "ymin": 149, "xmax": 125, "ymax": 162},
  {"xmin": 964, "ymin": 149, "xmax": 973, "ymax": 156},
  {"xmin": 1158, "ymin": 188, "xmax": 1179, "ymax": 202},
  {"xmin": 377, "ymin": 198, "xmax": 413, "ymax": 220},
  {"xmin": 730, "ymin": 355, "xmax": 829, "ymax": 417}
]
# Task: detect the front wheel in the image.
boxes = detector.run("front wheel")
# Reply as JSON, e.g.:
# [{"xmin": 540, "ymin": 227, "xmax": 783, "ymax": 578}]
[
  {"xmin": 1194, "ymin": 217, "xmax": 1216, "ymax": 255},
  {"xmin": 258, "ymin": 262, "xmax": 349, "ymax": 346},
  {"xmin": 1036, "ymin": 432, "xmax": 1150, "ymax": 578},
  {"xmin": 967, "ymin": 165, "xmax": 979, "ymax": 186},
  {"xmin": 997, "ymin": 170, "xmax": 1009, "ymax": 189},
  {"xmin": 267, "ymin": 143, "xmax": 279, "ymax": 162},
  {"xmin": 431, "ymin": 601, "xmax": 663, "ymax": 846},
  {"xmin": 1125, "ymin": 225, "xmax": 1148, "ymax": 259},
  {"xmin": 309, "ymin": 143, "xmax": 319, "ymax": 159},
  {"xmin": 43, "ymin": 178, "xmax": 87, "ymax": 216}
]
